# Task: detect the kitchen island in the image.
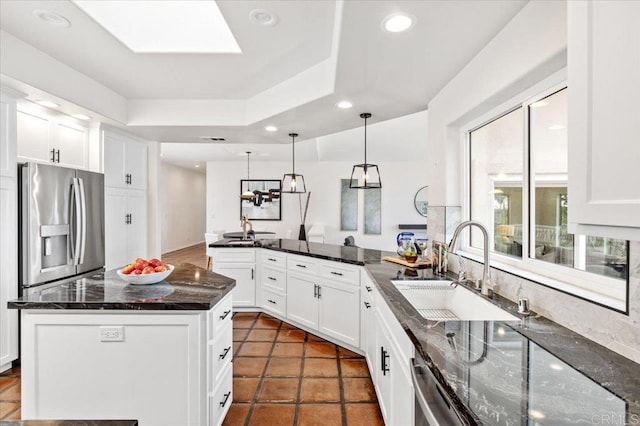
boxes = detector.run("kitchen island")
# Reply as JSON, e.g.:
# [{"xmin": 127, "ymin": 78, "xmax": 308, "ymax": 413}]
[
  {"xmin": 211, "ymin": 238, "xmax": 640, "ymax": 425},
  {"xmin": 8, "ymin": 263, "xmax": 235, "ymax": 426}
]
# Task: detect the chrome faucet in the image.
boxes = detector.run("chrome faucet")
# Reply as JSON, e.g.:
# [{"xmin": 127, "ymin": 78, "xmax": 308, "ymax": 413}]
[
  {"xmin": 241, "ymin": 214, "xmax": 253, "ymax": 240},
  {"xmin": 448, "ymin": 220, "xmax": 493, "ymax": 296}
]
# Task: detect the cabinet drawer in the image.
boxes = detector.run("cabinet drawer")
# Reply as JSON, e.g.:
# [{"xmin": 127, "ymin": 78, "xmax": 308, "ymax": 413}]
[
  {"xmin": 209, "ymin": 362, "xmax": 232, "ymax": 426},
  {"xmin": 210, "ymin": 323, "xmax": 233, "ymax": 388},
  {"xmin": 209, "ymin": 293, "xmax": 233, "ymax": 340},
  {"xmin": 262, "ymin": 265, "xmax": 286, "ymax": 293},
  {"xmin": 287, "ymin": 255, "xmax": 318, "ymax": 274},
  {"xmin": 319, "ymin": 262, "xmax": 359, "ymax": 285},
  {"xmin": 212, "ymin": 249, "xmax": 255, "ymax": 263},
  {"xmin": 262, "ymin": 251, "xmax": 286, "ymax": 268},
  {"xmin": 262, "ymin": 288, "xmax": 286, "ymax": 317}
]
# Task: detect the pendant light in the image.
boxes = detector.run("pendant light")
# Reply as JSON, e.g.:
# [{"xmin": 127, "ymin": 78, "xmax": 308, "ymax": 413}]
[
  {"xmin": 282, "ymin": 132, "xmax": 307, "ymax": 193},
  {"xmin": 350, "ymin": 113, "xmax": 382, "ymax": 189},
  {"xmin": 241, "ymin": 152, "xmax": 256, "ymax": 200}
]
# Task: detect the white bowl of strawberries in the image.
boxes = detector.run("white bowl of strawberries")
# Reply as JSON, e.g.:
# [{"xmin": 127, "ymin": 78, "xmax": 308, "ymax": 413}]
[{"xmin": 117, "ymin": 258, "xmax": 174, "ymax": 285}]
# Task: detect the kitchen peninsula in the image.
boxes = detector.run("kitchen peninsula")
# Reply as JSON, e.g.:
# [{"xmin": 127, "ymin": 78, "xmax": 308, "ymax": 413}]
[{"xmin": 8, "ymin": 264, "xmax": 235, "ymax": 426}]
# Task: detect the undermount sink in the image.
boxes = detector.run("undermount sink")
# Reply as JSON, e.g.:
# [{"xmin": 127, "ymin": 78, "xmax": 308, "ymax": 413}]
[
  {"xmin": 391, "ymin": 280, "xmax": 519, "ymax": 322},
  {"xmin": 226, "ymin": 240, "xmax": 256, "ymax": 246}
]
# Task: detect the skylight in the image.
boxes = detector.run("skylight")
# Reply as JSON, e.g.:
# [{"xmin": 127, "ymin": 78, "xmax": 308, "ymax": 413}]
[{"xmin": 72, "ymin": 1, "xmax": 241, "ymax": 54}]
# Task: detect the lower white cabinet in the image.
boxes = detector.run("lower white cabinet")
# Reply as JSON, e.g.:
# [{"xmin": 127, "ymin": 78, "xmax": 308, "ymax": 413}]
[
  {"xmin": 211, "ymin": 249, "xmax": 256, "ymax": 308},
  {"xmin": 286, "ymin": 271, "xmax": 319, "ymax": 329},
  {"xmin": 105, "ymin": 187, "xmax": 147, "ymax": 270},
  {"xmin": 361, "ymin": 274, "xmax": 376, "ymax": 373}
]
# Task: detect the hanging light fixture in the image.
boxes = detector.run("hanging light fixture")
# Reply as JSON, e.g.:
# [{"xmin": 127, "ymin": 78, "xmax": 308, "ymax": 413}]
[
  {"xmin": 282, "ymin": 132, "xmax": 307, "ymax": 193},
  {"xmin": 241, "ymin": 152, "xmax": 256, "ymax": 200},
  {"xmin": 350, "ymin": 113, "xmax": 382, "ymax": 189}
]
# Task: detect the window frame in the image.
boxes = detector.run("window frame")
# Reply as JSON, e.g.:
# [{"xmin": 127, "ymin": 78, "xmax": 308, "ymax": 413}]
[{"xmin": 460, "ymin": 71, "xmax": 628, "ymax": 313}]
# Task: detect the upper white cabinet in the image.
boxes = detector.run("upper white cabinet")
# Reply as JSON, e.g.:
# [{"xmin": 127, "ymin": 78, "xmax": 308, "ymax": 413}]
[
  {"xmin": 103, "ymin": 128, "xmax": 147, "ymax": 190},
  {"xmin": 567, "ymin": 0, "xmax": 640, "ymax": 240},
  {"xmin": 17, "ymin": 107, "xmax": 89, "ymax": 170}
]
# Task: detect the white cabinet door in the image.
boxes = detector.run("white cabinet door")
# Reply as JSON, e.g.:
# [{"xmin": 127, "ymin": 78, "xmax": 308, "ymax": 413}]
[
  {"xmin": 126, "ymin": 189, "xmax": 148, "ymax": 261},
  {"xmin": 17, "ymin": 109, "xmax": 51, "ymax": 164},
  {"xmin": 286, "ymin": 272, "xmax": 318, "ymax": 330},
  {"xmin": 105, "ymin": 187, "xmax": 128, "ymax": 270},
  {"xmin": 361, "ymin": 285, "xmax": 375, "ymax": 372},
  {"xmin": 0, "ymin": 177, "xmax": 18, "ymax": 372},
  {"xmin": 389, "ymin": 344, "xmax": 414, "ymax": 426},
  {"xmin": 568, "ymin": 1, "xmax": 640, "ymax": 239},
  {"xmin": 1, "ymin": 93, "xmax": 17, "ymax": 178},
  {"xmin": 318, "ymin": 279, "xmax": 359, "ymax": 348},
  {"xmin": 213, "ymin": 264, "xmax": 255, "ymax": 307},
  {"xmin": 124, "ymin": 140, "xmax": 147, "ymax": 191},
  {"xmin": 55, "ymin": 122, "xmax": 88, "ymax": 170},
  {"xmin": 103, "ymin": 131, "xmax": 126, "ymax": 188}
]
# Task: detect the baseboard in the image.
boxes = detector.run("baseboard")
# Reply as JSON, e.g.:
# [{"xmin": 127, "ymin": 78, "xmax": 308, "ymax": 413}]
[{"xmin": 162, "ymin": 241, "xmax": 206, "ymax": 256}]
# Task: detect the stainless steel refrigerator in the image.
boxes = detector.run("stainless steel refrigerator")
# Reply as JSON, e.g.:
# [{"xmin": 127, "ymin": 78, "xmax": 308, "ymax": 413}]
[{"xmin": 18, "ymin": 162, "xmax": 105, "ymax": 289}]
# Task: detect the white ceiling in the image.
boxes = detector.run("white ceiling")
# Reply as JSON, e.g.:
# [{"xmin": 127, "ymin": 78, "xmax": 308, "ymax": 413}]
[{"xmin": 0, "ymin": 0, "xmax": 528, "ymax": 163}]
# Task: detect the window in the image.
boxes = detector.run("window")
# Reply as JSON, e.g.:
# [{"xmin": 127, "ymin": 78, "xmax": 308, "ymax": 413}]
[{"xmin": 466, "ymin": 84, "xmax": 628, "ymax": 311}]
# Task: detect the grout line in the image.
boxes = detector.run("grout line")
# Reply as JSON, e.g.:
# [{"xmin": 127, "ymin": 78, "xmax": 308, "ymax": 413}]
[
  {"xmin": 0, "ymin": 406, "xmax": 21, "ymax": 421},
  {"xmin": 336, "ymin": 343, "xmax": 348, "ymax": 426},
  {"xmin": 292, "ymin": 331, "xmax": 309, "ymax": 424}
]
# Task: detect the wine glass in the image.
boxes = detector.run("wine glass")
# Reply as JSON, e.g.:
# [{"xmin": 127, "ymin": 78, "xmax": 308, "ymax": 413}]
[{"xmin": 415, "ymin": 238, "xmax": 430, "ymax": 262}]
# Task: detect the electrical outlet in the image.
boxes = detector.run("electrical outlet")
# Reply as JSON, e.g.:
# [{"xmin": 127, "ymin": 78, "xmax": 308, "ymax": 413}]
[{"xmin": 99, "ymin": 326, "xmax": 124, "ymax": 342}]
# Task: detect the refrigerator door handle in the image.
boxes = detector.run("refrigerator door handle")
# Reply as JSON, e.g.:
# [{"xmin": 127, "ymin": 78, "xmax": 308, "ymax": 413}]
[
  {"xmin": 70, "ymin": 177, "xmax": 82, "ymax": 265},
  {"xmin": 78, "ymin": 177, "xmax": 87, "ymax": 265}
]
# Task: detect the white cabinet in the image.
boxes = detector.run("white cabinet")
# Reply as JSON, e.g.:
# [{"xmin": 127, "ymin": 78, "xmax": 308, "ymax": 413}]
[
  {"xmin": 286, "ymin": 258, "xmax": 360, "ymax": 348},
  {"xmin": 360, "ymin": 274, "xmax": 376, "ymax": 373},
  {"xmin": 103, "ymin": 128, "xmax": 147, "ymax": 190},
  {"xmin": 211, "ymin": 249, "xmax": 256, "ymax": 308},
  {"xmin": 17, "ymin": 107, "xmax": 89, "ymax": 170},
  {"xmin": 104, "ymin": 187, "xmax": 147, "ymax": 269},
  {"xmin": 208, "ymin": 293, "xmax": 233, "ymax": 426},
  {"xmin": 260, "ymin": 251, "xmax": 287, "ymax": 317},
  {"xmin": 103, "ymin": 127, "xmax": 149, "ymax": 269},
  {"xmin": 0, "ymin": 89, "xmax": 19, "ymax": 373},
  {"xmin": 567, "ymin": 0, "xmax": 640, "ymax": 240}
]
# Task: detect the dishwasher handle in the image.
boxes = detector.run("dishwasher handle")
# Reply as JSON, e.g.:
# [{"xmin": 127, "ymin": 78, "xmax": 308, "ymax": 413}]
[{"xmin": 411, "ymin": 358, "xmax": 463, "ymax": 426}]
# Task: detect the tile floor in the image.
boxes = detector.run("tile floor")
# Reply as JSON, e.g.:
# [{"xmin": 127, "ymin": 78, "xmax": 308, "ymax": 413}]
[
  {"xmin": 0, "ymin": 365, "xmax": 21, "ymax": 420},
  {"xmin": 226, "ymin": 312, "xmax": 384, "ymax": 426}
]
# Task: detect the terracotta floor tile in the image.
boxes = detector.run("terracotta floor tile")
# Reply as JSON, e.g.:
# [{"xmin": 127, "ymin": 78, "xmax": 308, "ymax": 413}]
[
  {"xmin": 246, "ymin": 329, "xmax": 278, "ymax": 342},
  {"xmin": 233, "ymin": 357, "xmax": 268, "ymax": 377},
  {"xmin": 303, "ymin": 358, "xmax": 339, "ymax": 377},
  {"xmin": 233, "ymin": 312, "xmax": 260, "ymax": 319},
  {"xmin": 256, "ymin": 378, "xmax": 299, "ymax": 403},
  {"xmin": 272, "ymin": 342, "xmax": 304, "ymax": 357},
  {"xmin": 307, "ymin": 333, "xmax": 327, "ymax": 342},
  {"xmin": 0, "ymin": 383, "xmax": 20, "ymax": 401},
  {"xmin": 305, "ymin": 342, "xmax": 337, "ymax": 358},
  {"xmin": 222, "ymin": 403, "xmax": 250, "ymax": 426},
  {"xmin": 233, "ymin": 378, "xmax": 260, "ymax": 403},
  {"xmin": 253, "ymin": 317, "xmax": 282, "ymax": 329},
  {"xmin": 343, "ymin": 378, "xmax": 376, "ymax": 402},
  {"xmin": 341, "ymin": 359, "xmax": 370, "ymax": 378},
  {"xmin": 3, "ymin": 406, "xmax": 21, "ymax": 420},
  {"xmin": 280, "ymin": 322, "xmax": 297, "ymax": 330},
  {"xmin": 338, "ymin": 346, "xmax": 362, "ymax": 359},
  {"xmin": 264, "ymin": 358, "xmax": 303, "ymax": 377},
  {"xmin": 248, "ymin": 404, "xmax": 295, "ymax": 426},
  {"xmin": 299, "ymin": 378, "xmax": 340, "ymax": 403},
  {"xmin": 0, "ymin": 401, "xmax": 20, "ymax": 418},
  {"xmin": 276, "ymin": 329, "xmax": 306, "ymax": 342},
  {"xmin": 233, "ymin": 342, "xmax": 242, "ymax": 356},
  {"xmin": 233, "ymin": 328, "xmax": 250, "ymax": 342},
  {"xmin": 345, "ymin": 403, "xmax": 384, "ymax": 426},
  {"xmin": 233, "ymin": 317, "xmax": 257, "ymax": 329},
  {"xmin": 0, "ymin": 377, "xmax": 18, "ymax": 393},
  {"xmin": 237, "ymin": 342, "xmax": 273, "ymax": 357},
  {"xmin": 297, "ymin": 404, "xmax": 342, "ymax": 426}
]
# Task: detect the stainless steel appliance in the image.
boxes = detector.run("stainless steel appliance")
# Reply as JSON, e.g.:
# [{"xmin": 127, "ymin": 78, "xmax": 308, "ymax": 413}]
[
  {"xmin": 18, "ymin": 162, "xmax": 104, "ymax": 289},
  {"xmin": 412, "ymin": 357, "xmax": 463, "ymax": 426}
]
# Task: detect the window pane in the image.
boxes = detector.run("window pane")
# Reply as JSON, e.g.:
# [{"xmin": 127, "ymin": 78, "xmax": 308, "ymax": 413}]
[
  {"xmin": 529, "ymin": 88, "xmax": 627, "ymax": 280},
  {"xmin": 470, "ymin": 108, "xmax": 524, "ymax": 258}
]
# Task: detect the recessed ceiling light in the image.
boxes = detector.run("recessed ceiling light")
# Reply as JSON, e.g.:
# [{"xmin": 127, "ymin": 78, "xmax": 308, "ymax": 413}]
[
  {"xmin": 530, "ymin": 100, "xmax": 548, "ymax": 108},
  {"xmin": 249, "ymin": 9, "xmax": 278, "ymax": 27},
  {"xmin": 382, "ymin": 13, "xmax": 415, "ymax": 33},
  {"xmin": 336, "ymin": 101, "xmax": 353, "ymax": 109},
  {"xmin": 33, "ymin": 9, "xmax": 71, "ymax": 27},
  {"xmin": 36, "ymin": 100, "xmax": 60, "ymax": 108},
  {"xmin": 548, "ymin": 124, "xmax": 566, "ymax": 130},
  {"xmin": 72, "ymin": 1, "xmax": 241, "ymax": 53},
  {"xmin": 195, "ymin": 165, "xmax": 200, "ymax": 168},
  {"xmin": 265, "ymin": 125, "xmax": 278, "ymax": 132},
  {"xmin": 72, "ymin": 113, "xmax": 91, "ymax": 121}
]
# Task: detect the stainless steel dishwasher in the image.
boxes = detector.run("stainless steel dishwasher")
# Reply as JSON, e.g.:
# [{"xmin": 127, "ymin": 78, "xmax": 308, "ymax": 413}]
[{"xmin": 411, "ymin": 357, "xmax": 464, "ymax": 426}]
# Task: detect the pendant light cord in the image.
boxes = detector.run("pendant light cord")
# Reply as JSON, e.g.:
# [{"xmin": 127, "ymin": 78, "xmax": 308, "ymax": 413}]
[
  {"xmin": 363, "ymin": 115, "xmax": 368, "ymax": 165},
  {"xmin": 246, "ymin": 151, "xmax": 251, "ymax": 179},
  {"xmin": 292, "ymin": 134, "xmax": 296, "ymax": 176}
]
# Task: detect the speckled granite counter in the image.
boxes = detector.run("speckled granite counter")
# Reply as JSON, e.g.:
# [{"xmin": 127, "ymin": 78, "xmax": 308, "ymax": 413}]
[
  {"xmin": 8, "ymin": 263, "xmax": 235, "ymax": 310},
  {"xmin": 213, "ymin": 239, "xmax": 640, "ymax": 425}
]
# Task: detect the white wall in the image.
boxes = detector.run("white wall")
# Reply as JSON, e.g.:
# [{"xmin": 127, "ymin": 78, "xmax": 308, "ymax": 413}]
[
  {"xmin": 160, "ymin": 162, "xmax": 206, "ymax": 253},
  {"xmin": 425, "ymin": 0, "xmax": 640, "ymax": 363}
]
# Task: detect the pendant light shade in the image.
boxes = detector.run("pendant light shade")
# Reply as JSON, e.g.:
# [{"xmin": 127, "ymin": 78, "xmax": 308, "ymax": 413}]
[
  {"xmin": 241, "ymin": 152, "xmax": 256, "ymax": 200},
  {"xmin": 282, "ymin": 132, "xmax": 307, "ymax": 193},
  {"xmin": 350, "ymin": 113, "xmax": 382, "ymax": 189}
]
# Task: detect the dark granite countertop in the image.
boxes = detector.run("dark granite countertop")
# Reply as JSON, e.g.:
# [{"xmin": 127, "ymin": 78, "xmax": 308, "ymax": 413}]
[
  {"xmin": 213, "ymin": 239, "xmax": 640, "ymax": 425},
  {"xmin": 8, "ymin": 263, "xmax": 235, "ymax": 311}
]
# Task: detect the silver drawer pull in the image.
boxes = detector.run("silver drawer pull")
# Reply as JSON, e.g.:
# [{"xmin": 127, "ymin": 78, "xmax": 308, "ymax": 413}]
[
  {"xmin": 364, "ymin": 301, "xmax": 371, "ymax": 309},
  {"xmin": 219, "ymin": 391, "xmax": 231, "ymax": 407},
  {"xmin": 267, "ymin": 299, "xmax": 277, "ymax": 304},
  {"xmin": 268, "ymin": 258, "xmax": 277, "ymax": 262},
  {"xmin": 219, "ymin": 346, "xmax": 231, "ymax": 360},
  {"xmin": 330, "ymin": 271, "xmax": 343, "ymax": 276},
  {"xmin": 268, "ymin": 276, "xmax": 277, "ymax": 281},
  {"xmin": 296, "ymin": 264, "xmax": 307, "ymax": 268},
  {"xmin": 219, "ymin": 310, "xmax": 231, "ymax": 320},
  {"xmin": 366, "ymin": 286, "xmax": 372, "ymax": 292}
]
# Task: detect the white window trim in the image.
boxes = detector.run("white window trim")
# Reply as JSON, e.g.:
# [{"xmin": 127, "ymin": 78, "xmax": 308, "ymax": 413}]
[{"xmin": 459, "ymin": 69, "xmax": 627, "ymax": 313}]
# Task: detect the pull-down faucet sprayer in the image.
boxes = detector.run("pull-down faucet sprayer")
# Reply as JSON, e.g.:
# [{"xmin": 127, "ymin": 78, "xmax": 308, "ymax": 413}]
[{"xmin": 447, "ymin": 220, "xmax": 493, "ymax": 297}]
